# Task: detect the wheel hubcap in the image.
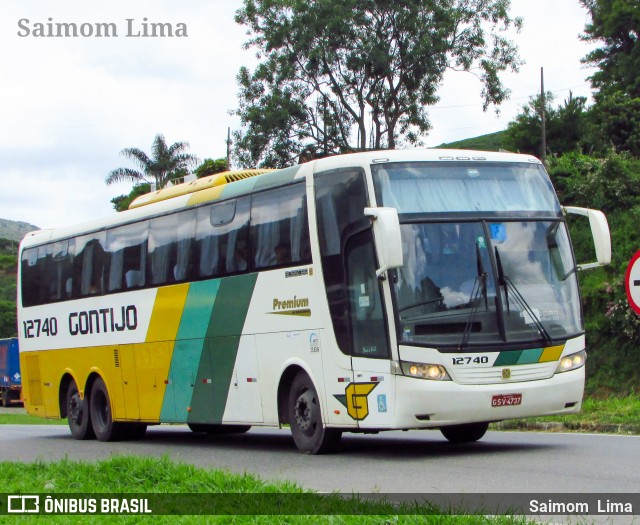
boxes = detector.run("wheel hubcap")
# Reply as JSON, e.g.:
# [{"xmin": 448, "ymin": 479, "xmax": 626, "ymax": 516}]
[
  {"xmin": 295, "ymin": 391, "xmax": 314, "ymax": 432},
  {"xmin": 69, "ymin": 393, "xmax": 82, "ymax": 423}
]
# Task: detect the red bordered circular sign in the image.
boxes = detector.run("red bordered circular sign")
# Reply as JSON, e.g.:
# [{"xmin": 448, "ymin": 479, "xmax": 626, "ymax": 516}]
[{"xmin": 625, "ymin": 250, "xmax": 640, "ymax": 315}]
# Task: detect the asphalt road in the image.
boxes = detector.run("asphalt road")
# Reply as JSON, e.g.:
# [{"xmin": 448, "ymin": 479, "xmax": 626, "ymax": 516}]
[{"xmin": 1, "ymin": 424, "xmax": 638, "ymax": 497}]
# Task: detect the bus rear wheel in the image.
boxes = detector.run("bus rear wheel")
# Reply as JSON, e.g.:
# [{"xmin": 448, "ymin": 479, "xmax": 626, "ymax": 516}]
[
  {"xmin": 66, "ymin": 380, "xmax": 94, "ymax": 440},
  {"xmin": 440, "ymin": 422, "xmax": 489, "ymax": 444},
  {"xmin": 89, "ymin": 377, "xmax": 123, "ymax": 442},
  {"xmin": 287, "ymin": 372, "xmax": 341, "ymax": 454}
]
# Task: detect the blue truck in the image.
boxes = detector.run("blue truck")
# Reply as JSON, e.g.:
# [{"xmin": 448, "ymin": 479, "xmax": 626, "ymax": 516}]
[{"xmin": 0, "ymin": 337, "xmax": 21, "ymax": 406}]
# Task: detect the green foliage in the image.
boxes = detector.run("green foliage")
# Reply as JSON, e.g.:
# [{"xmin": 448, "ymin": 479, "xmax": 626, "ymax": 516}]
[
  {"xmin": 194, "ymin": 158, "xmax": 228, "ymax": 178},
  {"xmin": 0, "ymin": 237, "xmax": 19, "ymax": 254},
  {"xmin": 106, "ymin": 134, "xmax": 198, "ymax": 190},
  {"xmin": 586, "ymin": 93, "xmax": 640, "ymax": 156},
  {"xmin": 0, "ymin": 239, "xmax": 17, "ymax": 320},
  {"xmin": 234, "ymin": 0, "xmax": 523, "ymax": 167},
  {"xmin": 110, "ymin": 183, "xmax": 151, "ymax": 212},
  {"xmin": 0, "ymin": 300, "xmax": 17, "ymax": 337},
  {"xmin": 503, "ymin": 91, "xmax": 588, "ymax": 157},
  {"xmin": 547, "ymin": 152, "xmax": 640, "ymax": 395},
  {"xmin": 548, "ymin": 150, "xmax": 640, "ymax": 212},
  {"xmin": 581, "ymin": 0, "xmax": 640, "ymax": 99}
]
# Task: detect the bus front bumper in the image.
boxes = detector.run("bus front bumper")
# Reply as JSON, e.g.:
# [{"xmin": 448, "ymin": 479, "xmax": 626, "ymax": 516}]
[{"xmin": 392, "ymin": 366, "xmax": 584, "ymax": 429}]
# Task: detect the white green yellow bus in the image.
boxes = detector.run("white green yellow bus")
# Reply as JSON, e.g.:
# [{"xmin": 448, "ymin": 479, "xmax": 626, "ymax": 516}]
[{"xmin": 18, "ymin": 149, "xmax": 611, "ymax": 454}]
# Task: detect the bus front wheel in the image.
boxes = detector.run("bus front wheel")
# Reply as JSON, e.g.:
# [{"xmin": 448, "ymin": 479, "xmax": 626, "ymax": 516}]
[
  {"xmin": 89, "ymin": 377, "xmax": 123, "ymax": 442},
  {"xmin": 440, "ymin": 422, "xmax": 489, "ymax": 444},
  {"xmin": 287, "ymin": 372, "xmax": 341, "ymax": 454},
  {"xmin": 66, "ymin": 380, "xmax": 94, "ymax": 440}
]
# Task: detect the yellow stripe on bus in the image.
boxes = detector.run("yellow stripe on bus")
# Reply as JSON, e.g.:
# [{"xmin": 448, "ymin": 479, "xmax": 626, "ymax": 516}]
[
  {"xmin": 186, "ymin": 185, "xmax": 225, "ymax": 206},
  {"xmin": 133, "ymin": 284, "xmax": 191, "ymax": 421},
  {"xmin": 539, "ymin": 345, "xmax": 565, "ymax": 363},
  {"xmin": 146, "ymin": 284, "xmax": 190, "ymax": 343}
]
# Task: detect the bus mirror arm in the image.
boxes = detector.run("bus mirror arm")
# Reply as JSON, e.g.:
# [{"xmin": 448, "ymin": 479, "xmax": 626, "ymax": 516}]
[
  {"xmin": 562, "ymin": 206, "xmax": 612, "ymax": 270},
  {"xmin": 364, "ymin": 207, "xmax": 404, "ymax": 279}
]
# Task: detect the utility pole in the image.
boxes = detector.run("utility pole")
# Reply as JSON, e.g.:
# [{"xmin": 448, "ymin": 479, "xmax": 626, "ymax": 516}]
[
  {"xmin": 540, "ymin": 67, "xmax": 546, "ymax": 163},
  {"xmin": 226, "ymin": 127, "xmax": 232, "ymax": 170}
]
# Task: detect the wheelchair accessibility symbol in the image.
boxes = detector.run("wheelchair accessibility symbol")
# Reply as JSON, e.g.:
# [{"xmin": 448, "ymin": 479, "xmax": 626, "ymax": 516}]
[{"xmin": 377, "ymin": 394, "xmax": 387, "ymax": 413}]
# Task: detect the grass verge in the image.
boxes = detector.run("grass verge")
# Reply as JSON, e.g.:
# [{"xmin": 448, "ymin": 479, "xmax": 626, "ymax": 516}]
[
  {"xmin": 0, "ymin": 413, "xmax": 67, "ymax": 425},
  {"xmin": 491, "ymin": 395, "xmax": 640, "ymax": 434},
  {"xmin": 1, "ymin": 456, "xmax": 529, "ymax": 524}
]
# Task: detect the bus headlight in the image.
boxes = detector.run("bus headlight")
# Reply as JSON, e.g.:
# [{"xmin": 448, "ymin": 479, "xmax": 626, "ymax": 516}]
[
  {"xmin": 401, "ymin": 362, "xmax": 451, "ymax": 381},
  {"xmin": 556, "ymin": 350, "xmax": 587, "ymax": 374}
]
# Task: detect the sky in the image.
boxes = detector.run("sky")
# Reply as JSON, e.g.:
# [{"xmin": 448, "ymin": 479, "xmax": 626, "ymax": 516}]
[{"xmin": 0, "ymin": 0, "xmax": 597, "ymax": 230}]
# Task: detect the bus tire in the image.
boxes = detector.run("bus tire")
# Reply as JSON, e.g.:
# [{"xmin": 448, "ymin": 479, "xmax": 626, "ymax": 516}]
[
  {"xmin": 188, "ymin": 424, "xmax": 251, "ymax": 434},
  {"xmin": 440, "ymin": 422, "xmax": 489, "ymax": 444},
  {"xmin": 89, "ymin": 377, "xmax": 123, "ymax": 442},
  {"xmin": 66, "ymin": 380, "xmax": 94, "ymax": 440},
  {"xmin": 288, "ymin": 372, "xmax": 341, "ymax": 454}
]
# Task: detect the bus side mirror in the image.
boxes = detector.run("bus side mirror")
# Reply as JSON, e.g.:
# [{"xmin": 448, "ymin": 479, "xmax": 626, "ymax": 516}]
[
  {"xmin": 563, "ymin": 206, "xmax": 612, "ymax": 270},
  {"xmin": 364, "ymin": 207, "xmax": 404, "ymax": 278}
]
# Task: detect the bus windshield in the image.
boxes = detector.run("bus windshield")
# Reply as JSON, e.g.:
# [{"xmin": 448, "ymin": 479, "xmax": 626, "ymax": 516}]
[
  {"xmin": 392, "ymin": 219, "xmax": 581, "ymax": 348},
  {"xmin": 372, "ymin": 161, "xmax": 561, "ymax": 214},
  {"xmin": 371, "ymin": 161, "xmax": 579, "ymax": 348}
]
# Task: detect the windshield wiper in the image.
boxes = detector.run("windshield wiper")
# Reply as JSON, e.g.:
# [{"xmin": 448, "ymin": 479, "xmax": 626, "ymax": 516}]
[
  {"xmin": 494, "ymin": 247, "xmax": 552, "ymax": 345},
  {"xmin": 495, "ymin": 247, "xmax": 509, "ymax": 313},
  {"xmin": 458, "ymin": 243, "xmax": 488, "ymax": 351}
]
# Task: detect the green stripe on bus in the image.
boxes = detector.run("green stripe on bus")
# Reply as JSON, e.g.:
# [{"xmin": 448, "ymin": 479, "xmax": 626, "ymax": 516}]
[
  {"xmin": 188, "ymin": 273, "xmax": 258, "ymax": 424},
  {"xmin": 494, "ymin": 348, "xmax": 546, "ymax": 367},
  {"xmin": 253, "ymin": 165, "xmax": 301, "ymax": 190},
  {"xmin": 176, "ymin": 280, "xmax": 221, "ymax": 340},
  {"xmin": 219, "ymin": 176, "xmax": 259, "ymax": 200},
  {"xmin": 493, "ymin": 350, "xmax": 522, "ymax": 367},
  {"xmin": 517, "ymin": 348, "xmax": 544, "ymax": 365},
  {"xmin": 160, "ymin": 280, "xmax": 221, "ymax": 422}
]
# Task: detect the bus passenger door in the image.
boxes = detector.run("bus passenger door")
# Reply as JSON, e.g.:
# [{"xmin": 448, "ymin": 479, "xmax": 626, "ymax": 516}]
[{"xmin": 345, "ymin": 230, "xmax": 395, "ymax": 428}]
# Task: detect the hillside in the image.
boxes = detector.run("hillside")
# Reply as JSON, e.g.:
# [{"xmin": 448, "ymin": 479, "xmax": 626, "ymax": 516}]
[
  {"xmin": 437, "ymin": 130, "xmax": 507, "ymax": 152},
  {"xmin": 0, "ymin": 218, "xmax": 39, "ymax": 242}
]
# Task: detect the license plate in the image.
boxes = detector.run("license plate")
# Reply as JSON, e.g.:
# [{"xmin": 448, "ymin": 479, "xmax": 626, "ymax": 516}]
[{"xmin": 492, "ymin": 393, "xmax": 522, "ymax": 407}]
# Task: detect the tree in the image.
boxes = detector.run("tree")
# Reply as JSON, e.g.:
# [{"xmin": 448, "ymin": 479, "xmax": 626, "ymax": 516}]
[
  {"xmin": 194, "ymin": 158, "xmax": 228, "ymax": 178},
  {"xmin": 580, "ymin": 0, "xmax": 640, "ymax": 99},
  {"xmin": 503, "ymin": 91, "xmax": 588, "ymax": 157},
  {"xmin": 106, "ymin": 134, "xmax": 198, "ymax": 189},
  {"xmin": 234, "ymin": 0, "xmax": 523, "ymax": 167},
  {"xmin": 110, "ymin": 183, "xmax": 151, "ymax": 212},
  {"xmin": 586, "ymin": 93, "xmax": 640, "ymax": 156}
]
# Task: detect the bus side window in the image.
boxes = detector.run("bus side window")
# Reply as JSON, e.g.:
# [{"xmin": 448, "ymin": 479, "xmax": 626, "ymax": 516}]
[
  {"xmin": 148, "ymin": 210, "xmax": 196, "ymax": 286},
  {"xmin": 250, "ymin": 183, "xmax": 310, "ymax": 271},
  {"xmin": 20, "ymin": 247, "xmax": 40, "ymax": 307},
  {"xmin": 43, "ymin": 240, "xmax": 75, "ymax": 302},
  {"xmin": 74, "ymin": 233, "xmax": 107, "ymax": 297},
  {"xmin": 195, "ymin": 197, "xmax": 250, "ymax": 279},
  {"xmin": 106, "ymin": 222, "xmax": 148, "ymax": 293}
]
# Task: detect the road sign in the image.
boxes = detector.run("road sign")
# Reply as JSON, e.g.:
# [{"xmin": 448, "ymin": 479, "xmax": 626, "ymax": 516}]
[{"xmin": 625, "ymin": 250, "xmax": 640, "ymax": 315}]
